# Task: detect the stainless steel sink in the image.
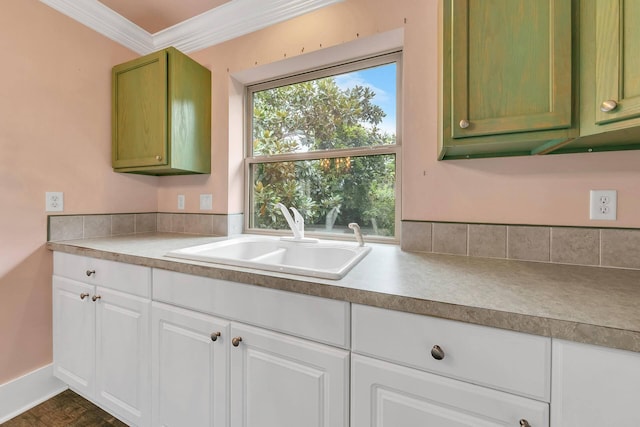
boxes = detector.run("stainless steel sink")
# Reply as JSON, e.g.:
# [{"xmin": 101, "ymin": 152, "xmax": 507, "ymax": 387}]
[{"xmin": 165, "ymin": 236, "xmax": 371, "ymax": 279}]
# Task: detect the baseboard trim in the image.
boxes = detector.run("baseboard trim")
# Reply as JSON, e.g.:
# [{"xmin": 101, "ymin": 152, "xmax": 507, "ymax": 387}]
[{"xmin": 0, "ymin": 364, "xmax": 67, "ymax": 423}]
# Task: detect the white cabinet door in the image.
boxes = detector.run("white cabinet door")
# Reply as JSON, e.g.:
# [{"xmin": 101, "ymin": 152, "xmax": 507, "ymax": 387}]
[
  {"xmin": 152, "ymin": 302, "xmax": 230, "ymax": 427},
  {"xmin": 52, "ymin": 276, "xmax": 95, "ymax": 397},
  {"xmin": 230, "ymin": 323, "xmax": 349, "ymax": 427},
  {"xmin": 95, "ymin": 287, "xmax": 151, "ymax": 427},
  {"xmin": 351, "ymin": 354, "xmax": 549, "ymax": 427},
  {"xmin": 53, "ymin": 276, "xmax": 95, "ymax": 396},
  {"xmin": 551, "ymin": 339, "xmax": 640, "ymax": 427}
]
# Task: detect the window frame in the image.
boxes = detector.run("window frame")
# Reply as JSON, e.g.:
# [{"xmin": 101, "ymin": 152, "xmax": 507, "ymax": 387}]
[{"xmin": 244, "ymin": 51, "xmax": 402, "ymax": 243}]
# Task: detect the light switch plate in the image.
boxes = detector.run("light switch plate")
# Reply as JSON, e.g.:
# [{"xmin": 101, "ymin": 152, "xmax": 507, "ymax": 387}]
[
  {"xmin": 200, "ymin": 194, "xmax": 212, "ymax": 210},
  {"xmin": 177, "ymin": 195, "xmax": 185, "ymax": 210},
  {"xmin": 46, "ymin": 192, "xmax": 64, "ymax": 212}
]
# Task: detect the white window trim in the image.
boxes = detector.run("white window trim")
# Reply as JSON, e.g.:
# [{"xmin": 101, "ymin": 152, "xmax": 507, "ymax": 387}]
[{"xmin": 242, "ymin": 50, "xmax": 402, "ymax": 243}]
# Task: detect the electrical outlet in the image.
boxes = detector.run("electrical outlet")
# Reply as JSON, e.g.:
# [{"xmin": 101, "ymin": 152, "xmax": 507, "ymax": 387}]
[
  {"xmin": 200, "ymin": 194, "xmax": 213, "ymax": 210},
  {"xmin": 177, "ymin": 195, "xmax": 185, "ymax": 210},
  {"xmin": 590, "ymin": 190, "xmax": 617, "ymax": 220},
  {"xmin": 46, "ymin": 192, "xmax": 64, "ymax": 212}
]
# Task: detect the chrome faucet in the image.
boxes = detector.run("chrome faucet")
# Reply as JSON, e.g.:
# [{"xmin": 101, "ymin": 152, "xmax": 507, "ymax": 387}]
[
  {"xmin": 348, "ymin": 223, "xmax": 365, "ymax": 247},
  {"xmin": 275, "ymin": 203, "xmax": 304, "ymax": 240}
]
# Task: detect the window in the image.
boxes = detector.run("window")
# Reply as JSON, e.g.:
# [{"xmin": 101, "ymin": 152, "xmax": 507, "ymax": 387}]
[{"xmin": 245, "ymin": 52, "xmax": 401, "ymax": 240}]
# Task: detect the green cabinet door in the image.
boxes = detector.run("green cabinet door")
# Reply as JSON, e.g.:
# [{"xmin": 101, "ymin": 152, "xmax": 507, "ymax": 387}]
[
  {"xmin": 551, "ymin": 0, "xmax": 640, "ymax": 154},
  {"xmin": 440, "ymin": 0, "xmax": 576, "ymax": 159},
  {"xmin": 112, "ymin": 47, "xmax": 211, "ymax": 175},
  {"xmin": 595, "ymin": 0, "xmax": 640, "ymax": 125},
  {"xmin": 112, "ymin": 51, "xmax": 168, "ymax": 170}
]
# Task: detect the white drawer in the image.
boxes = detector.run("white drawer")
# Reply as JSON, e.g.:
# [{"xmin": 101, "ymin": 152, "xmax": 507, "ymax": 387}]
[
  {"xmin": 153, "ymin": 269, "xmax": 350, "ymax": 348},
  {"xmin": 53, "ymin": 252, "xmax": 151, "ymax": 298},
  {"xmin": 352, "ymin": 304, "xmax": 551, "ymax": 401}
]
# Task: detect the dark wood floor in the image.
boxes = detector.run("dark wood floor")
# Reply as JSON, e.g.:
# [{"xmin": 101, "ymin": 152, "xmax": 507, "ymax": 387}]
[{"xmin": 1, "ymin": 389, "xmax": 128, "ymax": 427}]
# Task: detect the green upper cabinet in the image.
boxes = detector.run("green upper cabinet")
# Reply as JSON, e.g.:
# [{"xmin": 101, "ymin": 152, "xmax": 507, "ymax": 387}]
[
  {"xmin": 555, "ymin": 0, "xmax": 640, "ymax": 154},
  {"xmin": 594, "ymin": 0, "xmax": 640, "ymax": 125},
  {"xmin": 440, "ymin": 0, "xmax": 577, "ymax": 160},
  {"xmin": 112, "ymin": 47, "xmax": 211, "ymax": 175}
]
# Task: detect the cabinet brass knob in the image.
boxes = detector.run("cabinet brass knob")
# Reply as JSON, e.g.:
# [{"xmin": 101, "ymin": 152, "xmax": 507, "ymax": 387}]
[
  {"xmin": 210, "ymin": 332, "xmax": 221, "ymax": 342},
  {"xmin": 431, "ymin": 345, "xmax": 445, "ymax": 360},
  {"xmin": 86, "ymin": 270, "xmax": 96, "ymax": 277},
  {"xmin": 91, "ymin": 295, "xmax": 101, "ymax": 302},
  {"xmin": 519, "ymin": 420, "xmax": 531, "ymax": 427},
  {"xmin": 459, "ymin": 119, "xmax": 470, "ymax": 129},
  {"xmin": 600, "ymin": 100, "xmax": 618, "ymax": 112},
  {"xmin": 80, "ymin": 293, "xmax": 90, "ymax": 300},
  {"xmin": 155, "ymin": 155, "xmax": 162, "ymax": 161},
  {"xmin": 232, "ymin": 337, "xmax": 243, "ymax": 347}
]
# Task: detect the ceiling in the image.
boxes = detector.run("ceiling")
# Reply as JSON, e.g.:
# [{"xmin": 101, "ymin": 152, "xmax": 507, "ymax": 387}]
[
  {"xmin": 40, "ymin": 0, "xmax": 343, "ymax": 55},
  {"xmin": 97, "ymin": 0, "xmax": 231, "ymax": 34}
]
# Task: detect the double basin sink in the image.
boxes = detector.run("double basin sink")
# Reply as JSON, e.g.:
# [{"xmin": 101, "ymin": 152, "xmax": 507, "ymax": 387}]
[{"xmin": 166, "ymin": 236, "xmax": 371, "ymax": 280}]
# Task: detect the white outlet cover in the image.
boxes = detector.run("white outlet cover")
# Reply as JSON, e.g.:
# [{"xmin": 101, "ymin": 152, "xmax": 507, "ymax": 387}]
[
  {"xmin": 200, "ymin": 194, "xmax": 213, "ymax": 210},
  {"xmin": 590, "ymin": 190, "xmax": 617, "ymax": 220},
  {"xmin": 177, "ymin": 195, "xmax": 185, "ymax": 210},
  {"xmin": 46, "ymin": 192, "xmax": 64, "ymax": 212}
]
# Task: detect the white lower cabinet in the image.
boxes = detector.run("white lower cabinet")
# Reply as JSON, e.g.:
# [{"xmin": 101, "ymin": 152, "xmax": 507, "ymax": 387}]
[
  {"xmin": 53, "ymin": 277, "xmax": 151, "ymax": 426},
  {"xmin": 352, "ymin": 354, "xmax": 548, "ymax": 427},
  {"xmin": 151, "ymin": 303, "xmax": 349, "ymax": 427},
  {"xmin": 151, "ymin": 269, "xmax": 350, "ymax": 427},
  {"xmin": 53, "ymin": 253, "xmax": 151, "ymax": 427},
  {"xmin": 229, "ymin": 322, "xmax": 349, "ymax": 427},
  {"xmin": 351, "ymin": 304, "xmax": 550, "ymax": 427},
  {"xmin": 551, "ymin": 339, "xmax": 640, "ymax": 427},
  {"xmin": 52, "ymin": 255, "xmax": 640, "ymax": 427},
  {"xmin": 152, "ymin": 302, "xmax": 229, "ymax": 427}
]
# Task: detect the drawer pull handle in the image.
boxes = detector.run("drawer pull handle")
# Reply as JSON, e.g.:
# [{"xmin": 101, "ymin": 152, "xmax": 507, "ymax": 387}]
[
  {"xmin": 92, "ymin": 295, "xmax": 101, "ymax": 302},
  {"xmin": 600, "ymin": 100, "xmax": 618, "ymax": 113},
  {"xmin": 86, "ymin": 270, "xmax": 96, "ymax": 277},
  {"xmin": 232, "ymin": 337, "xmax": 243, "ymax": 347},
  {"xmin": 430, "ymin": 345, "xmax": 445, "ymax": 360},
  {"xmin": 210, "ymin": 332, "xmax": 221, "ymax": 342},
  {"xmin": 80, "ymin": 293, "xmax": 90, "ymax": 300},
  {"xmin": 459, "ymin": 119, "xmax": 470, "ymax": 129},
  {"xmin": 519, "ymin": 420, "xmax": 531, "ymax": 427}
]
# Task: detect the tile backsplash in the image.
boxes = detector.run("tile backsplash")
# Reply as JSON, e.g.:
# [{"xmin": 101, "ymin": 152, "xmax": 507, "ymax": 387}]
[
  {"xmin": 156, "ymin": 213, "xmax": 243, "ymax": 236},
  {"xmin": 48, "ymin": 213, "xmax": 243, "ymax": 241},
  {"xmin": 48, "ymin": 215, "xmax": 640, "ymax": 270},
  {"xmin": 402, "ymin": 221, "xmax": 640, "ymax": 270}
]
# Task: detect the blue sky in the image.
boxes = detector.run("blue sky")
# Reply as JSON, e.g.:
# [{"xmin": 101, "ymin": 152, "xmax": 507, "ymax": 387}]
[{"xmin": 334, "ymin": 63, "xmax": 397, "ymax": 136}]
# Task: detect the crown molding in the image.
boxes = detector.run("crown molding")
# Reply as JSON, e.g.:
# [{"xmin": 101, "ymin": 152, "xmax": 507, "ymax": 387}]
[
  {"xmin": 40, "ymin": 0, "xmax": 343, "ymax": 55},
  {"xmin": 40, "ymin": 0, "xmax": 154, "ymax": 54}
]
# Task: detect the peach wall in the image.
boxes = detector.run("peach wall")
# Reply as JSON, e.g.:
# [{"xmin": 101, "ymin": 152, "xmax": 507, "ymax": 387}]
[
  {"xmin": 0, "ymin": 0, "xmax": 156, "ymax": 384},
  {"xmin": 158, "ymin": 0, "xmax": 640, "ymax": 228}
]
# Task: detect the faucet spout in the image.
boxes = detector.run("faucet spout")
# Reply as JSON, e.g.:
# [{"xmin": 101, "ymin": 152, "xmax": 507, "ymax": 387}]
[
  {"xmin": 290, "ymin": 208, "xmax": 305, "ymax": 239},
  {"xmin": 275, "ymin": 203, "xmax": 302, "ymax": 240},
  {"xmin": 348, "ymin": 223, "xmax": 365, "ymax": 247}
]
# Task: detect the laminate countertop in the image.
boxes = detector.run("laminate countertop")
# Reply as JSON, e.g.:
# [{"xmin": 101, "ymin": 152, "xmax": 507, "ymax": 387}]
[{"xmin": 47, "ymin": 233, "xmax": 640, "ymax": 353}]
